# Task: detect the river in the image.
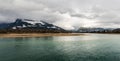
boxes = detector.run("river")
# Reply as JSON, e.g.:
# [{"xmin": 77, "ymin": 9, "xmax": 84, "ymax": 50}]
[{"xmin": 0, "ymin": 34, "xmax": 120, "ymax": 61}]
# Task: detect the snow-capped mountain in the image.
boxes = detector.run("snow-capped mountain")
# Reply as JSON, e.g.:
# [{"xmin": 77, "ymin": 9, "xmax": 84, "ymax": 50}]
[
  {"xmin": 9, "ymin": 19, "xmax": 63, "ymax": 30},
  {"xmin": 0, "ymin": 18, "xmax": 66, "ymax": 33}
]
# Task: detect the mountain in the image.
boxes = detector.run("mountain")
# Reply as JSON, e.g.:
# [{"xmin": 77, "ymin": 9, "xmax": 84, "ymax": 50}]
[
  {"xmin": 112, "ymin": 28, "xmax": 120, "ymax": 33},
  {"xmin": 77, "ymin": 27, "xmax": 117, "ymax": 33},
  {"xmin": 0, "ymin": 23, "xmax": 10, "ymax": 29},
  {"xmin": 77, "ymin": 27, "xmax": 105, "ymax": 33},
  {"xmin": 0, "ymin": 18, "xmax": 68, "ymax": 33}
]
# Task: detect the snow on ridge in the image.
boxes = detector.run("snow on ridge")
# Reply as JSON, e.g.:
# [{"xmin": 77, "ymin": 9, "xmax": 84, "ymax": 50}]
[{"xmin": 22, "ymin": 19, "xmax": 45, "ymax": 25}]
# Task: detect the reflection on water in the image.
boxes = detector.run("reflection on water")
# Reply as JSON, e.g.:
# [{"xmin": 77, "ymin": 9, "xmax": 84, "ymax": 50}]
[{"xmin": 0, "ymin": 34, "xmax": 120, "ymax": 61}]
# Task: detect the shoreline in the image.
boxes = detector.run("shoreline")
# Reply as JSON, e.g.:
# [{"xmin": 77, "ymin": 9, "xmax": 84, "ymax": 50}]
[{"xmin": 0, "ymin": 33, "xmax": 84, "ymax": 38}]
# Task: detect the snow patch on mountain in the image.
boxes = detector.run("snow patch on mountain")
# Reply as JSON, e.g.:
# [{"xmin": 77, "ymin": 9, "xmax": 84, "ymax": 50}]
[{"xmin": 22, "ymin": 19, "xmax": 45, "ymax": 25}]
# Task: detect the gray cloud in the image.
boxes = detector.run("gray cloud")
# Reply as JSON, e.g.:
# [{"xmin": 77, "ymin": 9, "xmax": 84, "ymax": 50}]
[{"xmin": 0, "ymin": 0, "xmax": 120, "ymax": 30}]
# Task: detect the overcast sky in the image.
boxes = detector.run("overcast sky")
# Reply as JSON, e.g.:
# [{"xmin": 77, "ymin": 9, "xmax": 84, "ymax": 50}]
[{"xmin": 0, "ymin": 0, "xmax": 120, "ymax": 30}]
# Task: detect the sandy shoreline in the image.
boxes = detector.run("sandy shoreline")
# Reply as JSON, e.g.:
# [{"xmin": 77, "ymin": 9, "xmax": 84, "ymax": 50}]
[{"xmin": 0, "ymin": 33, "xmax": 84, "ymax": 38}]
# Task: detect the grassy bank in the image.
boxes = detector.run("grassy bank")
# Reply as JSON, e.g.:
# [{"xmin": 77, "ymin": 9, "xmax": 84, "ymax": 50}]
[{"xmin": 0, "ymin": 33, "xmax": 84, "ymax": 38}]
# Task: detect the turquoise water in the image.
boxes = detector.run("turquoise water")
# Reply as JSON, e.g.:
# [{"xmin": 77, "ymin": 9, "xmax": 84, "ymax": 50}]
[{"xmin": 0, "ymin": 34, "xmax": 120, "ymax": 61}]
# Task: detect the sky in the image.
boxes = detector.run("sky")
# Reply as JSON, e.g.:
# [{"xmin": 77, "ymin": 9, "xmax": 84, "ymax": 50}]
[{"xmin": 0, "ymin": 0, "xmax": 120, "ymax": 30}]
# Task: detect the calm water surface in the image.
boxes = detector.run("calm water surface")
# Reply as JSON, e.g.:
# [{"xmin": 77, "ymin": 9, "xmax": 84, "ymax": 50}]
[{"xmin": 0, "ymin": 34, "xmax": 120, "ymax": 61}]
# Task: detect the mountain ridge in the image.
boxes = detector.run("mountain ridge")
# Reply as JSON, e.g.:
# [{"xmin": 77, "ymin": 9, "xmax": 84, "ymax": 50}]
[{"xmin": 0, "ymin": 18, "xmax": 68, "ymax": 33}]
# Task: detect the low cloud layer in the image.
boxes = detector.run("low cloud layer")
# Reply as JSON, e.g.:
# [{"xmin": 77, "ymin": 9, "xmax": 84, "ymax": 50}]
[{"xmin": 0, "ymin": 0, "xmax": 120, "ymax": 30}]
